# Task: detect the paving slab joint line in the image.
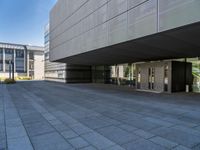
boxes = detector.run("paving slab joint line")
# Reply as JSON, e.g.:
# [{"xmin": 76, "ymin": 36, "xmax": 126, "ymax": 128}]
[
  {"xmin": 19, "ymin": 85, "xmax": 126, "ymax": 148},
  {"xmin": 192, "ymin": 143, "xmax": 200, "ymax": 149},
  {"xmin": 2, "ymin": 85, "xmax": 8, "ymax": 150},
  {"xmin": 21, "ymin": 90, "xmax": 76, "ymax": 149},
  {"xmin": 4, "ymin": 85, "xmax": 35, "ymax": 150},
  {"xmin": 17, "ymin": 84, "xmax": 156, "ymax": 149}
]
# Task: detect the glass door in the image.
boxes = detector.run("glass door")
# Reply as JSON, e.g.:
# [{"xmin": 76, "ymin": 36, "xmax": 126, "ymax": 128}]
[
  {"xmin": 148, "ymin": 67, "xmax": 155, "ymax": 90},
  {"xmin": 187, "ymin": 58, "xmax": 200, "ymax": 93}
]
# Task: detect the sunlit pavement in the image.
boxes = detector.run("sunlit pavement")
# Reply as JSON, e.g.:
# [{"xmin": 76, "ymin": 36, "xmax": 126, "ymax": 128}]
[{"xmin": 0, "ymin": 81, "xmax": 200, "ymax": 150}]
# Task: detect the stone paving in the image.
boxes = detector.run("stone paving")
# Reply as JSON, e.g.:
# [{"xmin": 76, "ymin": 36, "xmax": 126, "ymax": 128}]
[{"xmin": 0, "ymin": 81, "xmax": 200, "ymax": 150}]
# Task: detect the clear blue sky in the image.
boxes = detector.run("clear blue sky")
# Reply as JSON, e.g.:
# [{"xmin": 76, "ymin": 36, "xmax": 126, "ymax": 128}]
[{"xmin": 0, "ymin": 0, "xmax": 57, "ymax": 46}]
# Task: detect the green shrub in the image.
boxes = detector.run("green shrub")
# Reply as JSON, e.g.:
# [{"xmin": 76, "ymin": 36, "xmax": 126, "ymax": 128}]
[{"xmin": 4, "ymin": 78, "xmax": 16, "ymax": 84}]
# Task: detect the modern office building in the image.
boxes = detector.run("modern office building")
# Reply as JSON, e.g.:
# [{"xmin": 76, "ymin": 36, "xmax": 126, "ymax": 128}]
[
  {"xmin": 45, "ymin": 24, "xmax": 94, "ymax": 83},
  {"xmin": 49, "ymin": 0, "xmax": 200, "ymax": 93},
  {"xmin": 44, "ymin": 24, "xmax": 67, "ymax": 82},
  {"xmin": 0, "ymin": 42, "xmax": 44, "ymax": 80}
]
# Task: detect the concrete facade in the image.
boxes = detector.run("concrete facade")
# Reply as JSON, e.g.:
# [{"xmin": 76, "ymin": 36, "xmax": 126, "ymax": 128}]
[
  {"xmin": 49, "ymin": 0, "xmax": 200, "ymax": 93},
  {"xmin": 0, "ymin": 42, "xmax": 44, "ymax": 80},
  {"xmin": 50, "ymin": 0, "xmax": 200, "ymax": 65}
]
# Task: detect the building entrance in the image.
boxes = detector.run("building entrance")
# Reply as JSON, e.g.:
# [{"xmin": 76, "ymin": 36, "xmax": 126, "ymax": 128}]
[
  {"xmin": 148, "ymin": 68, "xmax": 155, "ymax": 90},
  {"xmin": 187, "ymin": 58, "xmax": 200, "ymax": 93}
]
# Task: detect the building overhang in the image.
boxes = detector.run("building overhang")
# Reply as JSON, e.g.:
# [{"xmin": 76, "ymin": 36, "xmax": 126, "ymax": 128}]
[{"xmin": 55, "ymin": 22, "xmax": 200, "ymax": 65}]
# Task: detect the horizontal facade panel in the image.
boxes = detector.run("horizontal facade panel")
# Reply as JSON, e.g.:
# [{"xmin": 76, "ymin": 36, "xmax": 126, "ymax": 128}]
[
  {"xmin": 108, "ymin": 12, "xmax": 128, "ymax": 45},
  {"xmin": 50, "ymin": 0, "xmax": 200, "ymax": 62},
  {"xmin": 127, "ymin": 0, "xmax": 157, "ymax": 40},
  {"xmin": 108, "ymin": 0, "xmax": 127, "ymax": 19},
  {"xmin": 159, "ymin": 0, "xmax": 200, "ymax": 31},
  {"xmin": 128, "ymin": 0, "xmax": 148, "ymax": 9}
]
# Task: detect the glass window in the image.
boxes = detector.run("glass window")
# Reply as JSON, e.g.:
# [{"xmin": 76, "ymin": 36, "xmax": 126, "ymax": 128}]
[
  {"xmin": 16, "ymin": 50, "xmax": 24, "ymax": 58},
  {"xmin": 29, "ymin": 61, "xmax": 34, "ymax": 70},
  {"xmin": 187, "ymin": 58, "xmax": 200, "ymax": 93},
  {"xmin": 45, "ymin": 33, "xmax": 49, "ymax": 44},
  {"xmin": 5, "ymin": 49, "xmax": 14, "ymax": 72},
  {"xmin": 45, "ymin": 52, "xmax": 49, "ymax": 60},
  {"xmin": 29, "ymin": 52, "xmax": 34, "ymax": 60},
  {"xmin": 58, "ymin": 70, "xmax": 64, "ymax": 79},
  {"xmin": 16, "ymin": 50, "xmax": 25, "ymax": 72},
  {"xmin": 0, "ymin": 49, "xmax": 3, "ymax": 71}
]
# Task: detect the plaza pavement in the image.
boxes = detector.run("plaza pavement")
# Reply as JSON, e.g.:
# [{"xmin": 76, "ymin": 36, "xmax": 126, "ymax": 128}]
[{"xmin": 0, "ymin": 81, "xmax": 200, "ymax": 150}]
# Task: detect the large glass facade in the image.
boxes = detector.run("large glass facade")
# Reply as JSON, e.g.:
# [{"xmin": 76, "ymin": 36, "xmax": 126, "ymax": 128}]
[
  {"xmin": 5, "ymin": 49, "xmax": 14, "ymax": 72},
  {"xmin": 16, "ymin": 50, "xmax": 25, "ymax": 72},
  {"xmin": 111, "ymin": 63, "xmax": 136, "ymax": 86},
  {"xmin": 0, "ymin": 49, "xmax": 3, "ymax": 71},
  {"xmin": 109, "ymin": 58, "xmax": 200, "ymax": 93}
]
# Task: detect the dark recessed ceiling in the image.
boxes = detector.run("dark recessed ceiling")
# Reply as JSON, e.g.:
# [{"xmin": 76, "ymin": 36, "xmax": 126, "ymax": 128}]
[{"xmin": 56, "ymin": 22, "xmax": 200, "ymax": 65}]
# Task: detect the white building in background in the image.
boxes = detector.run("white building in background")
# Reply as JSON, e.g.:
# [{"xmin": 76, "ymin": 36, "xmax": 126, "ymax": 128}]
[
  {"xmin": 44, "ymin": 24, "xmax": 67, "ymax": 82},
  {"xmin": 0, "ymin": 42, "xmax": 44, "ymax": 80}
]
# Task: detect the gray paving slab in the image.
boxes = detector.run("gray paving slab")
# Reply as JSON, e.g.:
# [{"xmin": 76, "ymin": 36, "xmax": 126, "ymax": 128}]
[
  {"xmin": 21, "ymin": 113, "xmax": 44, "ymax": 124},
  {"xmin": 143, "ymin": 117, "xmax": 174, "ymax": 127},
  {"xmin": 122, "ymin": 118, "xmax": 161, "ymax": 131},
  {"xmin": 172, "ymin": 145, "xmax": 191, "ymax": 150},
  {"xmin": 42, "ymin": 113, "xmax": 57, "ymax": 121},
  {"xmin": 47, "ymin": 119, "xmax": 62, "ymax": 125},
  {"xmin": 80, "ymin": 117, "xmax": 113, "ymax": 130},
  {"xmin": 149, "ymin": 136, "xmax": 178, "ymax": 149},
  {"xmin": 68, "ymin": 137, "xmax": 89, "ymax": 149},
  {"xmin": 81, "ymin": 132, "xmax": 115, "ymax": 149},
  {"xmin": 69, "ymin": 123, "xmax": 93, "ymax": 135},
  {"xmin": 53, "ymin": 123, "xmax": 70, "ymax": 132},
  {"xmin": 194, "ymin": 125, "xmax": 200, "ymax": 132},
  {"xmin": 97, "ymin": 125, "xmax": 139, "ymax": 145},
  {"xmin": 105, "ymin": 145, "xmax": 125, "ymax": 150},
  {"xmin": 6, "ymin": 119, "xmax": 23, "ymax": 127},
  {"xmin": 24, "ymin": 121, "xmax": 55, "ymax": 137},
  {"xmin": 61, "ymin": 130, "xmax": 78, "ymax": 139},
  {"xmin": 122, "ymin": 139, "xmax": 167, "ymax": 150},
  {"xmin": 0, "ymin": 139, "xmax": 6, "ymax": 150},
  {"xmin": 7, "ymin": 137, "xmax": 33, "ymax": 150},
  {"xmin": 80, "ymin": 146, "xmax": 97, "ymax": 150},
  {"xmin": 150, "ymin": 126, "xmax": 200, "ymax": 148},
  {"xmin": 6, "ymin": 126, "xmax": 27, "ymax": 139},
  {"xmin": 117, "ymin": 124, "xmax": 138, "ymax": 132},
  {"xmin": 31, "ymin": 132, "xmax": 73, "ymax": 150},
  {"xmin": 134, "ymin": 129, "xmax": 155, "ymax": 139}
]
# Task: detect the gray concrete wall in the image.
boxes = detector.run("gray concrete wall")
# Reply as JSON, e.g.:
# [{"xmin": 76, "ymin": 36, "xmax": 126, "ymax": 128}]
[{"xmin": 50, "ymin": 0, "xmax": 200, "ymax": 62}]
